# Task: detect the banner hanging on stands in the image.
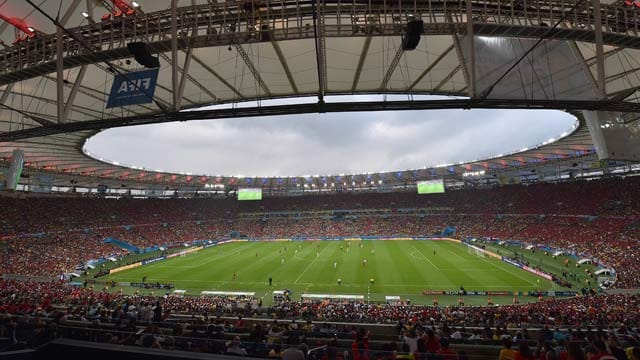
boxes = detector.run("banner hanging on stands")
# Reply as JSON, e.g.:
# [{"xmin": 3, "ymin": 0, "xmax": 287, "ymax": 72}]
[{"xmin": 107, "ymin": 68, "xmax": 159, "ymax": 108}]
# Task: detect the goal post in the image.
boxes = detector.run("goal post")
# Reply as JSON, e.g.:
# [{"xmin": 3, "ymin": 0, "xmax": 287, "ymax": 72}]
[{"xmin": 467, "ymin": 245, "xmax": 486, "ymax": 258}]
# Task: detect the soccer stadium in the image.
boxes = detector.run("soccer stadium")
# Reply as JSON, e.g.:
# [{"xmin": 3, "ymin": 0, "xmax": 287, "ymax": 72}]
[{"xmin": 0, "ymin": 0, "xmax": 640, "ymax": 359}]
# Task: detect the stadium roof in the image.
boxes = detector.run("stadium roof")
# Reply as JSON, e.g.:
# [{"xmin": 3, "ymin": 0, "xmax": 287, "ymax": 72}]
[{"xmin": 0, "ymin": 0, "xmax": 639, "ymax": 191}]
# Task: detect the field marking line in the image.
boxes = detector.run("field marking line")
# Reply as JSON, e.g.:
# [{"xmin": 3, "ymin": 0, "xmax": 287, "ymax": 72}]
[
  {"xmin": 411, "ymin": 245, "xmax": 440, "ymax": 270},
  {"xmin": 294, "ymin": 243, "xmax": 330, "ymax": 284},
  {"xmin": 445, "ymin": 249, "xmax": 466, "ymax": 261},
  {"xmin": 475, "ymin": 253, "xmax": 538, "ymax": 287}
]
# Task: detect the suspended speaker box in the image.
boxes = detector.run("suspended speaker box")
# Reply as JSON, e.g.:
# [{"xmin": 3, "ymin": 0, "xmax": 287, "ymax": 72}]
[
  {"xmin": 402, "ymin": 19, "xmax": 423, "ymax": 50},
  {"xmin": 127, "ymin": 42, "xmax": 160, "ymax": 68}
]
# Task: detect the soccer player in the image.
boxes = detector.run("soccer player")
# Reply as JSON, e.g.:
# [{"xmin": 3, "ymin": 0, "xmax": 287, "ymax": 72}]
[
  {"xmin": 363, "ymin": 259, "xmax": 367, "ymax": 267},
  {"xmin": 371, "ymin": 249, "xmax": 374, "ymax": 254},
  {"xmin": 337, "ymin": 278, "xmax": 341, "ymax": 285},
  {"xmin": 232, "ymin": 272, "xmax": 236, "ymax": 281},
  {"xmin": 269, "ymin": 276, "xmax": 272, "ymax": 286},
  {"xmin": 333, "ymin": 261, "xmax": 337, "ymax": 269},
  {"xmin": 281, "ymin": 257, "xmax": 285, "ymax": 265},
  {"xmin": 433, "ymin": 249, "xmax": 436, "ymax": 255}
]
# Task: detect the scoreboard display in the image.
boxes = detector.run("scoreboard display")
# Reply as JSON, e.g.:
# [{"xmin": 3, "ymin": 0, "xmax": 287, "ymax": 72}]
[
  {"xmin": 417, "ymin": 179, "xmax": 445, "ymax": 194},
  {"xmin": 238, "ymin": 188, "xmax": 262, "ymax": 201}
]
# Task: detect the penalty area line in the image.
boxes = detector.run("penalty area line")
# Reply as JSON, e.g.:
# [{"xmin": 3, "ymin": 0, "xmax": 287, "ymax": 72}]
[
  {"xmin": 411, "ymin": 245, "xmax": 440, "ymax": 270},
  {"xmin": 294, "ymin": 244, "xmax": 329, "ymax": 284}
]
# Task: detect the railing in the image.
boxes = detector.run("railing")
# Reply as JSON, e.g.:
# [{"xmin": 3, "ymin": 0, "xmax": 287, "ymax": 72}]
[{"xmin": 1, "ymin": 0, "xmax": 640, "ymax": 82}]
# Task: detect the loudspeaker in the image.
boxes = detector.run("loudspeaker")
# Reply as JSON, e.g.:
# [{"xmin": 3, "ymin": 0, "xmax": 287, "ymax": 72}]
[
  {"xmin": 402, "ymin": 19, "xmax": 423, "ymax": 50},
  {"xmin": 127, "ymin": 42, "xmax": 160, "ymax": 68}
]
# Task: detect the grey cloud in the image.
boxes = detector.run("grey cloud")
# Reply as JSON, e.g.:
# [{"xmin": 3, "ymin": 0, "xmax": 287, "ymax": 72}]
[{"xmin": 86, "ymin": 99, "xmax": 575, "ymax": 177}]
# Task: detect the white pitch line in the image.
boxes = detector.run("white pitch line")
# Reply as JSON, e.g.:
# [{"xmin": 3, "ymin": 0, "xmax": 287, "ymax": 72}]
[
  {"xmin": 476, "ymin": 254, "xmax": 537, "ymax": 287},
  {"xmin": 411, "ymin": 245, "xmax": 440, "ymax": 270},
  {"xmin": 294, "ymin": 244, "xmax": 330, "ymax": 284}
]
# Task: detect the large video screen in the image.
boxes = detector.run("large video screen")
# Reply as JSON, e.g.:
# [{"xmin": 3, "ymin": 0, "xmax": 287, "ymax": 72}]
[
  {"xmin": 238, "ymin": 188, "xmax": 262, "ymax": 201},
  {"xmin": 417, "ymin": 180, "xmax": 445, "ymax": 194}
]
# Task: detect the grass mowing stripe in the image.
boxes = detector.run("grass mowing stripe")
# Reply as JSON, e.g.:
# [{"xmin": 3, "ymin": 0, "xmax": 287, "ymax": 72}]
[
  {"xmin": 410, "ymin": 244, "xmax": 440, "ymax": 270},
  {"xmin": 294, "ymin": 242, "xmax": 331, "ymax": 284}
]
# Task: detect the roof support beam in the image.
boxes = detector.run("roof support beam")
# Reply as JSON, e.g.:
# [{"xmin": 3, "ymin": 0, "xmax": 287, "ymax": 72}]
[
  {"xmin": 592, "ymin": 0, "xmax": 606, "ymax": 100},
  {"xmin": 176, "ymin": 46, "xmax": 193, "ymax": 110},
  {"xmin": 466, "ymin": 0, "xmax": 476, "ymax": 98},
  {"xmin": 271, "ymin": 41, "xmax": 299, "ymax": 94},
  {"xmin": 408, "ymin": 44, "xmax": 454, "ymax": 90},
  {"xmin": 351, "ymin": 35, "xmax": 373, "ymax": 92},
  {"xmin": 3, "ymin": 98, "xmax": 637, "ymax": 142},
  {"xmin": 452, "ymin": 34, "xmax": 472, "ymax": 96},
  {"xmin": 585, "ymin": 47, "xmax": 623, "ymax": 66},
  {"xmin": 10, "ymin": 91, "xmax": 103, "ymax": 118},
  {"xmin": 60, "ymin": 0, "xmax": 82, "ymax": 27},
  {"xmin": 56, "ymin": 25, "xmax": 65, "ymax": 123},
  {"xmin": 0, "ymin": 83, "xmax": 13, "ymax": 116},
  {"xmin": 84, "ymin": 0, "xmax": 95, "ymax": 21},
  {"xmin": 45, "ymin": 75, "xmax": 147, "ymax": 115},
  {"xmin": 171, "ymin": 0, "xmax": 180, "ymax": 110},
  {"xmin": 191, "ymin": 56, "xmax": 244, "ymax": 99},
  {"xmin": 434, "ymin": 65, "xmax": 462, "ymax": 91},
  {"xmin": 62, "ymin": 65, "xmax": 88, "ymax": 121},
  {"xmin": 157, "ymin": 51, "xmax": 219, "ymax": 104},
  {"xmin": 568, "ymin": 41, "xmax": 600, "ymax": 98},
  {"xmin": 314, "ymin": 0, "xmax": 326, "ymax": 102},
  {"xmin": 605, "ymin": 66, "xmax": 640, "ymax": 83},
  {"xmin": 379, "ymin": 46, "xmax": 404, "ymax": 91},
  {"xmin": 234, "ymin": 43, "xmax": 272, "ymax": 97}
]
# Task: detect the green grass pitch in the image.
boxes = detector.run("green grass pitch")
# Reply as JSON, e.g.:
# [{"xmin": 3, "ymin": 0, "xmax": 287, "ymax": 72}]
[{"xmin": 103, "ymin": 240, "xmax": 561, "ymax": 306}]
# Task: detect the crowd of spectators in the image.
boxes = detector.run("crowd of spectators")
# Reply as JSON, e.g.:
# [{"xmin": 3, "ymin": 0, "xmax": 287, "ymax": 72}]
[{"xmin": 0, "ymin": 278, "xmax": 639, "ymax": 359}]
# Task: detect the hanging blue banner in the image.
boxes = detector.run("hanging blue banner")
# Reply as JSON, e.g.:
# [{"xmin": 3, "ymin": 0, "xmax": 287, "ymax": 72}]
[{"xmin": 106, "ymin": 68, "xmax": 159, "ymax": 108}]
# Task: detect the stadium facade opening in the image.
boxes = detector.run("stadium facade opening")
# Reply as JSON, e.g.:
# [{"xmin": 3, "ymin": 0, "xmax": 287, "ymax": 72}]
[{"xmin": 85, "ymin": 104, "xmax": 576, "ymax": 177}]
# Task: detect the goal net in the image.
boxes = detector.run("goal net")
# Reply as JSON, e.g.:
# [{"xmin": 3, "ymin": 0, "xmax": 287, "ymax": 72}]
[{"xmin": 467, "ymin": 245, "xmax": 486, "ymax": 258}]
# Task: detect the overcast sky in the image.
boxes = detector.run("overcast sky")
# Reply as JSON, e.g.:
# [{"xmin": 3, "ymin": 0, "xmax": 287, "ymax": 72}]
[{"xmin": 85, "ymin": 96, "xmax": 576, "ymax": 177}]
